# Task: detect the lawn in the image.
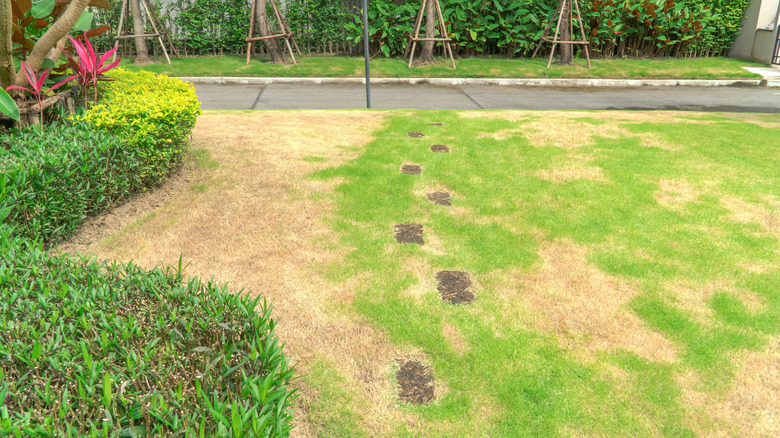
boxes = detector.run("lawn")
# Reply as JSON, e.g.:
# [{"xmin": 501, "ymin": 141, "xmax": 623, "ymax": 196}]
[
  {"xmin": 62, "ymin": 110, "xmax": 780, "ymax": 437},
  {"xmin": 120, "ymin": 55, "xmax": 765, "ymax": 80}
]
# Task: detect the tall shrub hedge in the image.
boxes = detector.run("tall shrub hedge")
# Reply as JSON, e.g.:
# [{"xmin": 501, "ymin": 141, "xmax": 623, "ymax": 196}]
[
  {"xmin": 345, "ymin": 0, "xmax": 750, "ymax": 58},
  {"xmin": 0, "ymin": 69, "xmax": 200, "ymax": 244}
]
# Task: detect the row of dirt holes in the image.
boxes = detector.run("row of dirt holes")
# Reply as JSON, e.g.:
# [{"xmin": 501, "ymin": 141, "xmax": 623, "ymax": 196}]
[{"xmin": 394, "ymin": 126, "xmax": 475, "ymax": 406}]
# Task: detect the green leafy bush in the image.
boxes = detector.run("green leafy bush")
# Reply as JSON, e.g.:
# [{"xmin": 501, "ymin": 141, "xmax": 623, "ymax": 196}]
[
  {"xmin": 173, "ymin": 0, "xmax": 251, "ymax": 56},
  {"xmin": 0, "ymin": 121, "xmax": 141, "ymax": 243},
  {"xmin": 0, "ymin": 225, "xmax": 296, "ymax": 437},
  {"xmin": 78, "ymin": 68, "xmax": 201, "ymax": 188},
  {"xmin": 0, "ymin": 69, "xmax": 200, "ymax": 244},
  {"xmin": 346, "ymin": 0, "xmax": 749, "ymax": 58}
]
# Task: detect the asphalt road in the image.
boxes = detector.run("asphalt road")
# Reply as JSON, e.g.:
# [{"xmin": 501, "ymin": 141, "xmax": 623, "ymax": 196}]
[{"xmin": 194, "ymin": 83, "xmax": 780, "ymax": 112}]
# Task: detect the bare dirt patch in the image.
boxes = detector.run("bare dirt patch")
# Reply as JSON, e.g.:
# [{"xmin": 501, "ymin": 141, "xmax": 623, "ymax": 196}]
[
  {"xmin": 426, "ymin": 191, "xmax": 451, "ymax": 206},
  {"xmin": 55, "ymin": 111, "xmax": 426, "ymax": 437},
  {"xmin": 396, "ymin": 360, "xmax": 435, "ymax": 405},
  {"xmin": 436, "ymin": 270, "xmax": 476, "ymax": 304},
  {"xmin": 430, "ymin": 144, "xmax": 450, "ymax": 153},
  {"xmin": 519, "ymin": 240, "xmax": 678, "ymax": 363},
  {"xmin": 408, "ymin": 132, "xmax": 425, "ymax": 138},
  {"xmin": 395, "ymin": 223, "xmax": 424, "ymax": 245},
  {"xmin": 401, "ymin": 164, "xmax": 422, "ymax": 175}
]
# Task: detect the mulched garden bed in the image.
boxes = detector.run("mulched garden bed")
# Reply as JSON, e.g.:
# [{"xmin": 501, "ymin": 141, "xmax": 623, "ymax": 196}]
[
  {"xmin": 394, "ymin": 223, "xmax": 424, "ymax": 245},
  {"xmin": 396, "ymin": 360, "xmax": 435, "ymax": 405},
  {"xmin": 401, "ymin": 164, "xmax": 422, "ymax": 175},
  {"xmin": 426, "ymin": 191, "xmax": 451, "ymax": 206},
  {"xmin": 436, "ymin": 270, "xmax": 475, "ymax": 304}
]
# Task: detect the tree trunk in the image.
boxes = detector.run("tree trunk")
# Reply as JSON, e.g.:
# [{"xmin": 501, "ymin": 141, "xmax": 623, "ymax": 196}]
[
  {"xmin": 254, "ymin": 0, "xmax": 285, "ymax": 63},
  {"xmin": 0, "ymin": 0, "xmax": 15, "ymax": 90},
  {"xmin": 130, "ymin": 0, "xmax": 152, "ymax": 64},
  {"xmin": 14, "ymin": 0, "xmax": 90, "ymax": 87},
  {"xmin": 558, "ymin": 0, "xmax": 573, "ymax": 65},
  {"xmin": 418, "ymin": 0, "xmax": 436, "ymax": 64}
]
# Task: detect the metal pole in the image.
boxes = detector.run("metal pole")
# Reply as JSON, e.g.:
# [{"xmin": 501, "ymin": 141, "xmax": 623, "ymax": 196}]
[{"xmin": 362, "ymin": 0, "xmax": 371, "ymax": 109}]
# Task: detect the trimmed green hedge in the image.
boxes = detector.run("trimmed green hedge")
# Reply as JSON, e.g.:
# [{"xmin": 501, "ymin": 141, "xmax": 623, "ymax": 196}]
[
  {"xmin": 0, "ymin": 225, "xmax": 296, "ymax": 437},
  {"xmin": 78, "ymin": 69, "xmax": 201, "ymax": 187},
  {"xmin": 0, "ymin": 69, "xmax": 200, "ymax": 244}
]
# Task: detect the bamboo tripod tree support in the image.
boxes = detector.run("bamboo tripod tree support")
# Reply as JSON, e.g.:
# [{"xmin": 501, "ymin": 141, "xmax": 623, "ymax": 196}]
[
  {"xmin": 531, "ymin": 0, "xmax": 591, "ymax": 68},
  {"xmin": 245, "ymin": 0, "xmax": 301, "ymax": 64},
  {"xmin": 112, "ymin": 0, "xmax": 178, "ymax": 64},
  {"xmin": 407, "ymin": 0, "xmax": 456, "ymax": 69}
]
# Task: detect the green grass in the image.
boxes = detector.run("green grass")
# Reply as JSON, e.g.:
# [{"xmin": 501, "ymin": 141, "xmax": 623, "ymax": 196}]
[
  {"xmin": 311, "ymin": 111, "xmax": 779, "ymax": 436},
  {"xmin": 121, "ymin": 55, "xmax": 764, "ymax": 80}
]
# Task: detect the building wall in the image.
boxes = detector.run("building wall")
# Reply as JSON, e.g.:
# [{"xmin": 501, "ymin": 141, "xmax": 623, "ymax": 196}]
[{"xmin": 730, "ymin": 0, "xmax": 780, "ymax": 64}]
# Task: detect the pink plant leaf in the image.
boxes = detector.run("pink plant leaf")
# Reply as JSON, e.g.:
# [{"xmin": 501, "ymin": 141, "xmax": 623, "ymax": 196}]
[
  {"xmin": 50, "ymin": 74, "xmax": 78, "ymax": 92},
  {"xmin": 35, "ymin": 69, "xmax": 49, "ymax": 93},
  {"xmin": 5, "ymin": 85, "xmax": 35, "ymax": 94},
  {"xmin": 69, "ymin": 34, "xmax": 94, "ymax": 72},
  {"xmin": 98, "ymin": 59, "xmax": 121, "ymax": 74},
  {"xmin": 20, "ymin": 62, "xmax": 40, "ymax": 93},
  {"xmin": 98, "ymin": 46, "xmax": 119, "ymax": 67},
  {"xmin": 84, "ymin": 33, "xmax": 96, "ymax": 67}
]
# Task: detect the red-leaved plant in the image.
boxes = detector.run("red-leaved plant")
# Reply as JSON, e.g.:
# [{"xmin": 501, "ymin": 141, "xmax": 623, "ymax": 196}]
[
  {"xmin": 63, "ymin": 32, "xmax": 121, "ymax": 108},
  {"xmin": 6, "ymin": 62, "xmax": 74, "ymax": 128}
]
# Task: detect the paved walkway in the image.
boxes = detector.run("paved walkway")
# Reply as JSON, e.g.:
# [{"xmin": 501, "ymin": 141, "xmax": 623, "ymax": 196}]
[{"xmin": 194, "ymin": 82, "xmax": 780, "ymax": 112}]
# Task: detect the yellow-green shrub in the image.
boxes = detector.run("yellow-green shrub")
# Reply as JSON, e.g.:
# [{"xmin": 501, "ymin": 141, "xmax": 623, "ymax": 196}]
[{"xmin": 77, "ymin": 69, "xmax": 201, "ymax": 186}]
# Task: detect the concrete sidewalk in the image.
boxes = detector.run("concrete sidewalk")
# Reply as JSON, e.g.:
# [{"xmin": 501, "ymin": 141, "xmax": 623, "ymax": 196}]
[{"xmin": 182, "ymin": 76, "xmax": 768, "ymax": 88}]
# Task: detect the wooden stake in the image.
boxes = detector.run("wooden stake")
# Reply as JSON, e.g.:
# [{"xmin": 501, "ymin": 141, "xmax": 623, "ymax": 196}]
[
  {"xmin": 531, "ymin": 0, "xmax": 591, "ymax": 69},
  {"xmin": 113, "ymin": 0, "xmax": 174, "ymax": 64},
  {"xmin": 246, "ymin": 0, "xmax": 299, "ymax": 64},
  {"xmin": 407, "ymin": 0, "xmax": 456, "ymax": 69}
]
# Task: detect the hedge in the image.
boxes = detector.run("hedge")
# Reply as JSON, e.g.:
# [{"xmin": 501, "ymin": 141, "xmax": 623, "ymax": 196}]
[
  {"xmin": 0, "ymin": 69, "xmax": 200, "ymax": 244},
  {"xmin": 0, "ymin": 224, "xmax": 296, "ymax": 437}
]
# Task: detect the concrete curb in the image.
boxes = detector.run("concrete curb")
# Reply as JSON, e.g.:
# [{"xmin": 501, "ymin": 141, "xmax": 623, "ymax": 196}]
[{"xmin": 178, "ymin": 76, "xmax": 765, "ymax": 88}]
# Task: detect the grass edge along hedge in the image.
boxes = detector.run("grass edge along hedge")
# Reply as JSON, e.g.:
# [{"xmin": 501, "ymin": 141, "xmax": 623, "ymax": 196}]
[
  {"xmin": 0, "ymin": 69, "xmax": 201, "ymax": 244},
  {"xmin": 0, "ymin": 223, "xmax": 297, "ymax": 437}
]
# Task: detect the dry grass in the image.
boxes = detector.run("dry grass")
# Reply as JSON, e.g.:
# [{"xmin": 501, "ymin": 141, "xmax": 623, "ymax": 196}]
[
  {"xmin": 655, "ymin": 179, "xmax": 700, "ymax": 209},
  {"xmin": 721, "ymin": 196, "xmax": 780, "ymax": 237},
  {"xmin": 679, "ymin": 336, "xmax": 780, "ymax": 437},
  {"xmin": 57, "ymin": 111, "xmax": 429, "ymax": 437},
  {"xmin": 535, "ymin": 166, "xmax": 607, "ymax": 183},
  {"xmin": 518, "ymin": 240, "xmax": 678, "ymax": 363}
]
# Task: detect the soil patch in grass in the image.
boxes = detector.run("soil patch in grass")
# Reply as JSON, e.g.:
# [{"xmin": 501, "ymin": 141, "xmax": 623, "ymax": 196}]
[
  {"xmin": 407, "ymin": 132, "xmax": 425, "ymax": 138},
  {"xmin": 397, "ymin": 360, "xmax": 435, "ymax": 405},
  {"xmin": 436, "ymin": 270, "xmax": 475, "ymax": 304},
  {"xmin": 430, "ymin": 144, "xmax": 450, "ymax": 153},
  {"xmin": 429, "ymin": 123, "xmax": 443, "ymax": 126},
  {"xmin": 426, "ymin": 191, "xmax": 451, "ymax": 206},
  {"xmin": 395, "ymin": 223, "xmax": 424, "ymax": 245},
  {"xmin": 401, "ymin": 164, "xmax": 422, "ymax": 175}
]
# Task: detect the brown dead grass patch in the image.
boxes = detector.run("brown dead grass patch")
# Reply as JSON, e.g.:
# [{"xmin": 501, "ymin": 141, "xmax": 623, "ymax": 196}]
[
  {"xmin": 655, "ymin": 179, "xmax": 699, "ymax": 209},
  {"xmin": 442, "ymin": 323, "xmax": 470, "ymax": 354},
  {"xmin": 519, "ymin": 240, "xmax": 678, "ymax": 363},
  {"xmin": 679, "ymin": 336, "xmax": 780, "ymax": 437},
  {"xmin": 477, "ymin": 128, "xmax": 523, "ymax": 140},
  {"xmin": 535, "ymin": 166, "xmax": 607, "ymax": 183},
  {"xmin": 721, "ymin": 196, "xmax": 780, "ymax": 237},
  {"xmin": 55, "ymin": 111, "xmax": 430, "ymax": 437},
  {"xmin": 664, "ymin": 279, "xmax": 765, "ymax": 323}
]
